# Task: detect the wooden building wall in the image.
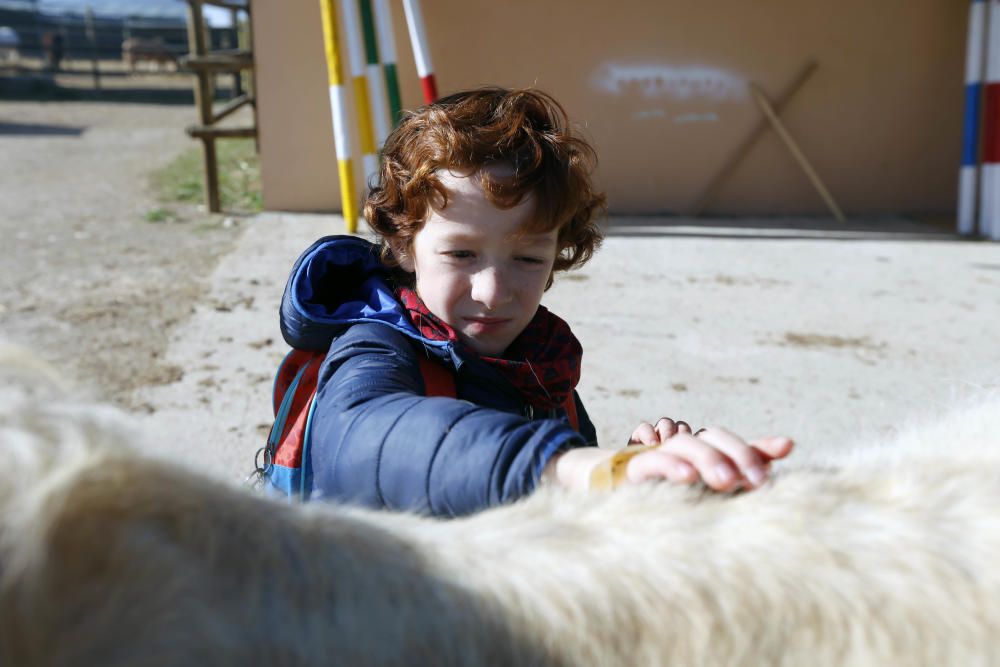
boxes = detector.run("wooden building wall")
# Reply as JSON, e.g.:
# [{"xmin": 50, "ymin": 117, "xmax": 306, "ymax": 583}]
[{"xmin": 253, "ymin": 0, "xmax": 966, "ymax": 217}]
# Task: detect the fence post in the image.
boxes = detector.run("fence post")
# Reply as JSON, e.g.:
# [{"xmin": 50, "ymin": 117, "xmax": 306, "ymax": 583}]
[
  {"xmin": 84, "ymin": 7, "xmax": 101, "ymax": 91},
  {"xmin": 186, "ymin": 0, "xmax": 220, "ymax": 212}
]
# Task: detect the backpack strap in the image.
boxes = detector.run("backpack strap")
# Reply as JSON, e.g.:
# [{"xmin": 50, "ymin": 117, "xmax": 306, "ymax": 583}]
[
  {"xmin": 563, "ymin": 391, "xmax": 580, "ymax": 432},
  {"xmin": 270, "ymin": 351, "xmax": 324, "ymax": 468},
  {"xmin": 417, "ymin": 354, "xmax": 456, "ymax": 397},
  {"xmin": 259, "ymin": 349, "xmax": 459, "ymax": 498}
]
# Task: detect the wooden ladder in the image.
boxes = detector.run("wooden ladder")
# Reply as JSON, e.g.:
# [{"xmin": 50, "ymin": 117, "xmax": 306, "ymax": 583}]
[{"xmin": 181, "ymin": 0, "xmax": 258, "ymax": 213}]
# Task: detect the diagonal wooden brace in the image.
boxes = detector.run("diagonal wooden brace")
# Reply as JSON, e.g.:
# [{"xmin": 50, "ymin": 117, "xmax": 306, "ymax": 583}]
[
  {"xmin": 750, "ymin": 83, "xmax": 847, "ymax": 224},
  {"xmin": 692, "ymin": 61, "xmax": 817, "ymax": 216}
]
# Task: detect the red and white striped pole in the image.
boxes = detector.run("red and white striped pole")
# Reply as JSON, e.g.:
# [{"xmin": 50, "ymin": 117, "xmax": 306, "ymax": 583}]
[
  {"xmin": 980, "ymin": 0, "xmax": 1000, "ymax": 240},
  {"xmin": 401, "ymin": 0, "xmax": 438, "ymax": 103},
  {"xmin": 960, "ymin": 0, "xmax": 988, "ymax": 235}
]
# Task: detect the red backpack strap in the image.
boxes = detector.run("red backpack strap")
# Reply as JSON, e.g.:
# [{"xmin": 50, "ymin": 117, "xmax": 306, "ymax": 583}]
[
  {"xmin": 417, "ymin": 354, "xmax": 455, "ymax": 397},
  {"xmin": 270, "ymin": 350, "xmax": 325, "ymax": 468},
  {"xmin": 563, "ymin": 391, "xmax": 580, "ymax": 432},
  {"xmin": 273, "ymin": 349, "xmax": 321, "ymax": 414}
]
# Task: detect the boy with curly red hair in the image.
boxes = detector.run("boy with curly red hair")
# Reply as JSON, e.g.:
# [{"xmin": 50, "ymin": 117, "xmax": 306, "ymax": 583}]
[{"xmin": 278, "ymin": 87, "xmax": 792, "ymax": 516}]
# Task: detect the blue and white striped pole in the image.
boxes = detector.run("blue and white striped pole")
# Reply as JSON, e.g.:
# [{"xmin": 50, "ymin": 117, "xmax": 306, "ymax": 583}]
[{"xmin": 960, "ymin": 0, "xmax": 988, "ymax": 236}]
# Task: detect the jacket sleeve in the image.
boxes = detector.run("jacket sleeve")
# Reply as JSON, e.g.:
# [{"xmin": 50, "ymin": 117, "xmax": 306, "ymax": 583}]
[{"xmin": 305, "ymin": 322, "xmax": 589, "ymax": 516}]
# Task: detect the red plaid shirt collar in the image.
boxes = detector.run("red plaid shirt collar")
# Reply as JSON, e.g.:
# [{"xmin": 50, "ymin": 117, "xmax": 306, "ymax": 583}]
[{"xmin": 397, "ymin": 287, "xmax": 582, "ymax": 410}]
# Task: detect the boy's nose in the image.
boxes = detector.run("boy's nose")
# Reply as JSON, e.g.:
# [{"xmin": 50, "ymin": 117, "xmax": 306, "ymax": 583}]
[{"xmin": 471, "ymin": 266, "xmax": 513, "ymax": 309}]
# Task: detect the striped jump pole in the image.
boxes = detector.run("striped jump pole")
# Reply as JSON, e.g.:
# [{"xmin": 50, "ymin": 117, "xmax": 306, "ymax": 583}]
[
  {"xmin": 341, "ymin": 0, "xmax": 379, "ymax": 188},
  {"xmin": 318, "ymin": 0, "xmax": 359, "ymax": 233},
  {"xmin": 358, "ymin": 0, "xmax": 392, "ymax": 149},
  {"xmin": 981, "ymin": 0, "xmax": 1000, "ymax": 240},
  {"xmin": 402, "ymin": 0, "xmax": 438, "ymax": 103},
  {"xmin": 372, "ymin": 0, "xmax": 403, "ymax": 125},
  {"xmin": 960, "ymin": 0, "xmax": 988, "ymax": 236}
]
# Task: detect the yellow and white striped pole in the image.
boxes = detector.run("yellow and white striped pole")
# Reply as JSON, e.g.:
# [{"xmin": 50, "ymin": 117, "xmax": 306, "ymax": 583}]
[
  {"xmin": 318, "ymin": 0, "xmax": 359, "ymax": 232},
  {"xmin": 340, "ymin": 0, "xmax": 379, "ymax": 188}
]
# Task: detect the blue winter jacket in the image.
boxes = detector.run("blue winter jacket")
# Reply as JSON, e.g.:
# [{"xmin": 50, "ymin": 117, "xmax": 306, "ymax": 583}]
[{"xmin": 278, "ymin": 236, "xmax": 597, "ymax": 517}]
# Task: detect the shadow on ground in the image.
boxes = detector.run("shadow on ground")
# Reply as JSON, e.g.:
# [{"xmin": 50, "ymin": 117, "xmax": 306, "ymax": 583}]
[
  {"xmin": 0, "ymin": 121, "xmax": 86, "ymax": 136},
  {"xmin": 0, "ymin": 81, "xmax": 225, "ymax": 105},
  {"xmin": 0, "ymin": 68, "xmax": 234, "ymax": 106}
]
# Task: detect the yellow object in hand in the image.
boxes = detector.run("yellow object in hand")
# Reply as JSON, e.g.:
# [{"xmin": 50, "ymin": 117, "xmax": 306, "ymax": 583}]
[{"xmin": 589, "ymin": 444, "xmax": 660, "ymax": 491}]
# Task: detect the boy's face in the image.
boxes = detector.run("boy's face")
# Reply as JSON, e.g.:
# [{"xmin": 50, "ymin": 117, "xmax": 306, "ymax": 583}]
[{"xmin": 396, "ymin": 167, "xmax": 558, "ymax": 357}]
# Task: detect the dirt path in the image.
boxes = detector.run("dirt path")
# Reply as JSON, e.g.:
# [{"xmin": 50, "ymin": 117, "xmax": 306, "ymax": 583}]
[{"xmin": 0, "ymin": 94, "xmax": 243, "ymax": 407}]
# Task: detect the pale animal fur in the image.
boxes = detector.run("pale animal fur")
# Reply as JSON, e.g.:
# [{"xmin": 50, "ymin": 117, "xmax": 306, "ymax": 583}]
[{"xmin": 1, "ymin": 373, "xmax": 999, "ymax": 665}]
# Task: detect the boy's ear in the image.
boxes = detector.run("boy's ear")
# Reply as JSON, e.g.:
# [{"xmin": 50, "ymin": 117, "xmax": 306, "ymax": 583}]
[{"xmin": 389, "ymin": 239, "xmax": 415, "ymax": 273}]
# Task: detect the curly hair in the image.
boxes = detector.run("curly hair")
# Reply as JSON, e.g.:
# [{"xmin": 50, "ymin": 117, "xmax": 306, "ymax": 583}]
[{"xmin": 364, "ymin": 87, "xmax": 605, "ymax": 285}]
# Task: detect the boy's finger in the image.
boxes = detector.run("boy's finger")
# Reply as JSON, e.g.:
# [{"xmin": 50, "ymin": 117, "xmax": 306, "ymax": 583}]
[
  {"xmin": 749, "ymin": 436, "xmax": 795, "ymax": 462},
  {"xmin": 626, "ymin": 449, "xmax": 697, "ymax": 485},
  {"xmin": 659, "ymin": 433, "xmax": 741, "ymax": 491},
  {"xmin": 629, "ymin": 422, "xmax": 660, "ymax": 446},
  {"xmin": 689, "ymin": 427, "xmax": 770, "ymax": 488},
  {"xmin": 653, "ymin": 418, "xmax": 678, "ymax": 441},
  {"xmin": 675, "ymin": 420, "xmax": 692, "ymax": 434}
]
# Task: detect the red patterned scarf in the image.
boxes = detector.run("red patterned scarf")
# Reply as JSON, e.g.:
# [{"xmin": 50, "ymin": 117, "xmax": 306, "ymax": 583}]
[{"xmin": 397, "ymin": 287, "xmax": 582, "ymax": 410}]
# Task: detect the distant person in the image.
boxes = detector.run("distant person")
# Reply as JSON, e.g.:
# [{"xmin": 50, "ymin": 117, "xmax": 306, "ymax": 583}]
[
  {"xmin": 42, "ymin": 30, "xmax": 63, "ymax": 72},
  {"xmin": 267, "ymin": 87, "xmax": 794, "ymax": 516}
]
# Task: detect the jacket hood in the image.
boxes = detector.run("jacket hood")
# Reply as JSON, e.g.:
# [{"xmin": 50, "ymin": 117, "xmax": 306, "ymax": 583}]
[{"xmin": 280, "ymin": 236, "xmax": 455, "ymax": 360}]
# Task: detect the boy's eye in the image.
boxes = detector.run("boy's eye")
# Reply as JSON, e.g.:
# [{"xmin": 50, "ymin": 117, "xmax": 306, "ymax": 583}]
[
  {"xmin": 516, "ymin": 256, "xmax": 546, "ymax": 265},
  {"xmin": 444, "ymin": 250, "xmax": 475, "ymax": 259}
]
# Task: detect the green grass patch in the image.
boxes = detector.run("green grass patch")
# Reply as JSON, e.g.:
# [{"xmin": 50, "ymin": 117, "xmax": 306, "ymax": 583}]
[
  {"xmin": 144, "ymin": 206, "xmax": 174, "ymax": 223},
  {"xmin": 151, "ymin": 138, "xmax": 262, "ymax": 213}
]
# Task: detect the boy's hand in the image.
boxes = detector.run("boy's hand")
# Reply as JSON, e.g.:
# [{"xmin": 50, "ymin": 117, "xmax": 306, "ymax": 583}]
[
  {"xmin": 624, "ymin": 426, "xmax": 794, "ymax": 491},
  {"xmin": 542, "ymin": 423, "xmax": 794, "ymax": 493}
]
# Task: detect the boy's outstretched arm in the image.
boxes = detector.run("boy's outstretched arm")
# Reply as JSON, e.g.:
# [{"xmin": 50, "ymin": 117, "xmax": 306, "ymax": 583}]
[{"xmin": 307, "ymin": 323, "xmax": 588, "ymax": 516}]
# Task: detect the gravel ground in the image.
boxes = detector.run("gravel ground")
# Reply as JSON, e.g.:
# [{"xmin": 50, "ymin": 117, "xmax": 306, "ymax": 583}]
[{"xmin": 0, "ymin": 68, "xmax": 246, "ymax": 407}]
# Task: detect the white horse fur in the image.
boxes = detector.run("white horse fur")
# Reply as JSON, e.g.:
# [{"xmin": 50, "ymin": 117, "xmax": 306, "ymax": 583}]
[{"xmin": 1, "ymin": 373, "xmax": 999, "ymax": 666}]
